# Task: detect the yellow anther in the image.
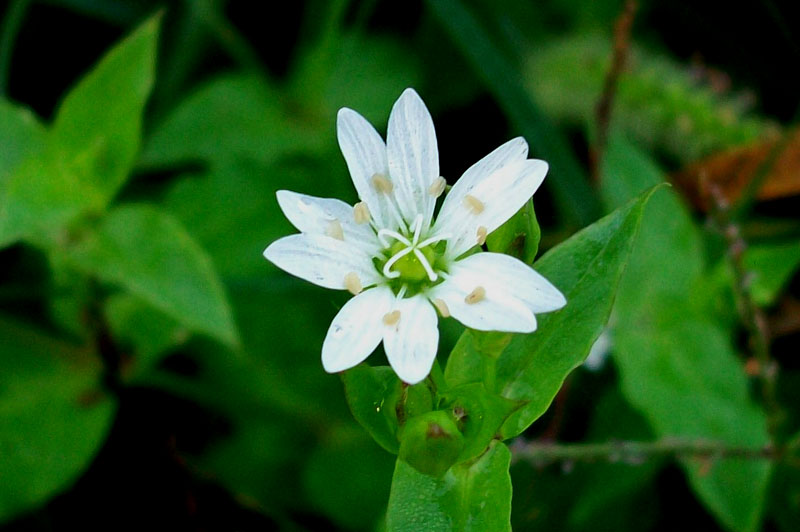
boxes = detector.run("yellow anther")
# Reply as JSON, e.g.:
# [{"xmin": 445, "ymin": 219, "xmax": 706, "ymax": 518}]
[
  {"xmin": 371, "ymin": 173, "xmax": 394, "ymax": 194},
  {"xmin": 382, "ymin": 310, "xmax": 401, "ymax": 326},
  {"xmin": 465, "ymin": 286, "xmax": 486, "ymax": 305},
  {"xmin": 344, "ymin": 272, "xmax": 362, "ymax": 295},
  {"xmin": 476, "ymin": 226, "xmax": 488, "ymax": 246},
  {"xmin": 353, "ymin": 202, "xmax": 370, "ymax": 224},
  {"xmin": 433, "ymin": 298, "xmax": 450, "ymax": 318},
  {"xmin": 428, "ymin": 176, "xmax": 447, "ymax": 198},
  {"xmin": 325, "ymin": 219, "xmax": 344, "ymax": 240},
  {"xmin": 463, "ymin": 194, "xmax": 485, "ymax": 214}
]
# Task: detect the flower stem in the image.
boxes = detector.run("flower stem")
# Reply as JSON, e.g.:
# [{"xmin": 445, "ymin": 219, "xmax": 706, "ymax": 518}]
[{"xmin": 511, "ymin": 437, "xmax": 798, "ymax": 466}]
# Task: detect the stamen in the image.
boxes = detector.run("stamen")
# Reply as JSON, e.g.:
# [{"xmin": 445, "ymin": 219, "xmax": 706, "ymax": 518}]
[
  {"xmin": 371, "ymin": 173, "xmax": 393, "ymax": 194},
  {"xmin": 344, "ymin": 272, "xmax": 362, "ymax": 295},
  {"xmin": 382, "ymin": 310, "xmax": 401, "ymax": 326},
  {"xmin": 413, "ymin": 248, "xmax": 438, "ymax": 282},
  {"xmin": 465, "ymin": 286, "xmax": 486, "ymax": 304},
  {"xmin": 377, "ymin": 228, "xmax": 411, "ymax": 248},
  {"xmin": 353, "ymin": 202, "xmax": 370, "ymax": 224},
  {"xmin": 428, "ymin": 176, "xmax": 446, "ymax": 198},
  {"xmin": 382, "ymin": 247, "xmax": 414, "ymax": 278},
  {"xmin": 463, "ymin": 194, "xmax": 485, "ymax": 214},
  {"xmin": 433, "ymin": 298, "xmax": 450, "ymax": 318},
  {"xmin": 326, "ymin": 220, "xmax": 344, "ymax": 240},
  {"xmin": 412, "ymin": 213, "xmax": 424, "ymax": 245},
  {"xmin": 417, "ymin": 233, "xmax": 452, "ymax": 248},
  {"xmin": 476, "ymin": 226, "xmax": 488, "ymax": 246}
]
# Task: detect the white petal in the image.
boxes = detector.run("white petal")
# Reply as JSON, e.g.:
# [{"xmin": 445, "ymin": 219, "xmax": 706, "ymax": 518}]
[
  {"xmin": 386, "ymin": 88, "xmax": 439, "ymax": 229},
  {"xmin": 383, "ymin": 294, "xmax": 439, "ymax": 384},
  {"xmin": 337, "ymin": 108, "xmax": 396, "ymax": 230},
  {"xmin": 452, "ymin": 252, "xmax": 566, "ymax": 313},
  {"xmin": 276, "ymin": 190, "xmax": 381, "ymax": 255},
  {"xmin": 434, "ymin": 159, "xmax": 548, "ymax": 260},
  {"xmin": 322, "ymin": 286, "xmax": 395, "ymax": 373},
  {"xmin": 437, "ymin": 137, "xmax": 528, "ymax": 223},
  {"xmin": 263, "ymin": 234, "xmax": 381, "ymax": 290},
  {"xmin": 428, "ymin": 274, "xmax": 537, "ymax": 333}
]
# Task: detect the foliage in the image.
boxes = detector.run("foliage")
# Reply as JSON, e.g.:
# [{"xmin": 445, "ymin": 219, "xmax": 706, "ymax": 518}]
[{"xmin": 1, "ymin": 1, "xmax": 799, "ymax": 531}]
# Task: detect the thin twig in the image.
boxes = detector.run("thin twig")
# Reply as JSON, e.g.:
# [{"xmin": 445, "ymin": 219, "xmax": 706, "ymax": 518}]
[
  {"xmin": 591, "ymin": 0, "xmax": 638, "ymax": 183},
  {"xmin": 706, "ymin": 182, "xmax": 782, "ymax": 436},
  {"xmin": 511, "ymin": 437, "xmax": 796, "ymax": 467}
]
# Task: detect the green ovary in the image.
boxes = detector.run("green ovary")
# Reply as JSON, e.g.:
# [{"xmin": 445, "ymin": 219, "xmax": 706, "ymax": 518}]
[{"xmin": 387, "ymin": 242, "xmax": 438, "ymax": 282}]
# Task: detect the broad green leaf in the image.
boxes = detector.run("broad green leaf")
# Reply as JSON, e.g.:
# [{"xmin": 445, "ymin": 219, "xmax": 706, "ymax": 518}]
[
  {"xmin": 426, "ymin": 0, "xmax": 600, "ymax": 227},
  {"xmin": 445, "ymin": 187, "xmax": 659, "ymax": 439},
  {"xmin": 342, "ymin": 365, "xmax": 403, "ymax": 454},
  {"xmin": 104, "ymin": 293, "xmax": 188, "ymax": 379},
  {"xmin": 602, "ymin": 134, "xmax": 771, "ymax": 532},
  {"xmin": 386, "ymin": 441, "xmax": 512, "ymax": 532},
  {"xmin": 67, "ymin": 204, "xmax": 238, "ymax": 346},
  {"xmin": 163, "ymin": 160, "xmax": 289, "ymax": 280},
  {"xmin": 140, "ymin": 74, "xmax": 318, "ymax": 169},
  {"xmin": 486, "ymin": 200, "xmax": 541, "ymax": 264},
  {"xmin": 0, "ymin": 99, "xmax": 46, "ymax": 178},
  {"xmin": 51, "ymin": 14, "xmax": 160, "ymax": 204},
  {"xmin": 0, "ymin": 151, "xmax": 102, "ymax": 248},
  {"xmin": 0, "ymin": 317, "xmax": 115, "ymax": 522},
  {"xmin": 0, "ymin": 17, "xmax": 160, "ymax": 249}
]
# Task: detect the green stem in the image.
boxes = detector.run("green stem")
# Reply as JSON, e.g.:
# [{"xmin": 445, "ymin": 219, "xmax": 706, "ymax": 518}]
[
  {"xmin": 511, "ymin": 438, "xmax": 794, "ymax": 466},
  {"xmin": 0, "ymin": 0, "xmax": 32, "ymax": 97}
]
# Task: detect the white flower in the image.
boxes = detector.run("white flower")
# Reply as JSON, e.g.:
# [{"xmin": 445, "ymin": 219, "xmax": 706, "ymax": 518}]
[{"xmin": 264, "ymin": 88, "xmax": 566, "ymax": 384}]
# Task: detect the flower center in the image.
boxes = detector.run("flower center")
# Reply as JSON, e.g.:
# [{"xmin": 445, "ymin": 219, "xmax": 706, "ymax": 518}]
[
  {"xmin": 376, "ymin": 214, "xmax": 450, "ymax": 287},
  {"xmin": 387, "ymin": 241, "xmax": 437, "ymax": 282}
]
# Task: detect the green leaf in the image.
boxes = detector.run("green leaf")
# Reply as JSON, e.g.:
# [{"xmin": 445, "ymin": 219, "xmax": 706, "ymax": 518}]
[
  {"xmin": 386, "ymin": 441, "xmax": 512, "ymax": 532},
  {"xmin": 486, "ymin": 200, "xmax": 541, "ymax": 264},
  {"xmin": 0, "ymin": 16, "xmax": 160, "ymax": 249},
  {"xmin": 0, "ymin": 99, "xmax": 46, "ymax": 178},
  {"xmin": 445, "ymin": 187, "xmax": 659, "ymax": 439},
  {"xmin": 0, "ymin": 317, "xmax": 115, "ymax": 522},
  {"xmin": 140, "ymin": 74, "xmax": 319, "ymax": 169},
  {"xmin": 51, "ymin": 14, "xmax": 160, "ymax": 204},
  {"xmin": 601, "ymin": 134, "xmax": 771, "ymax": 532},
  {"xmin": 342, "ymin": 365, "xmax": 403, "ymax": 454},
  {"xmin": 68, "ymin": 204, "xmax": 238, "ymax": 347},
  {"xmin": 426, "ymin": 0, "xmax": 600, "ymax": 227},
  {"xmin": 744, "ymin": 242, "xmax": 800, "ymax": 307},
  {"xmin": 104, "ymin": 293, "xmax": 188, "ymax": 380}
]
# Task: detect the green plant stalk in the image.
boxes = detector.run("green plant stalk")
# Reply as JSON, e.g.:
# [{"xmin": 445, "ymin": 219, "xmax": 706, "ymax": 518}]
[{"xmin": 511, "ymin": 438, "xmax": 795, "ymax": 465}]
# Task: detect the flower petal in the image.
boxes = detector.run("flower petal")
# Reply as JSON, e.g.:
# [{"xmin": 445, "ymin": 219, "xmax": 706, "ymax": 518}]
[
  {"xmin": 383, "ymin": 294, "xmax": 439, "ymax": 384},
  {"xmin": 322, "ymin": 286, "xmax": 395, "ymax": 373},
  {"xmin": 387, "ymin": 88, "xmax": 439, "ymax": 229},
  {"xmin": 451, "ymin": 252, "xmax": 566, "ymax": 313},
  {"xmin": 428, "ymin": 273, "xmax": 537, "ymax": 333},
  {"xmin": 434, "ymin": 158, "xmax": 548, "ymax": 260},
  {"xmin": 276, "ymin": 190, "xmax": 381, "ymax": 255},
  {"xmin": 337, "ymin": 108, "xmax": 395, "ymax": 230},
  {"xmin": 263, "ymin": 233, "xmax": 381, "ymax": 290},
  {"xmin": 437, "ymin": 137, "xmax": 528, "ymax": 223}
]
